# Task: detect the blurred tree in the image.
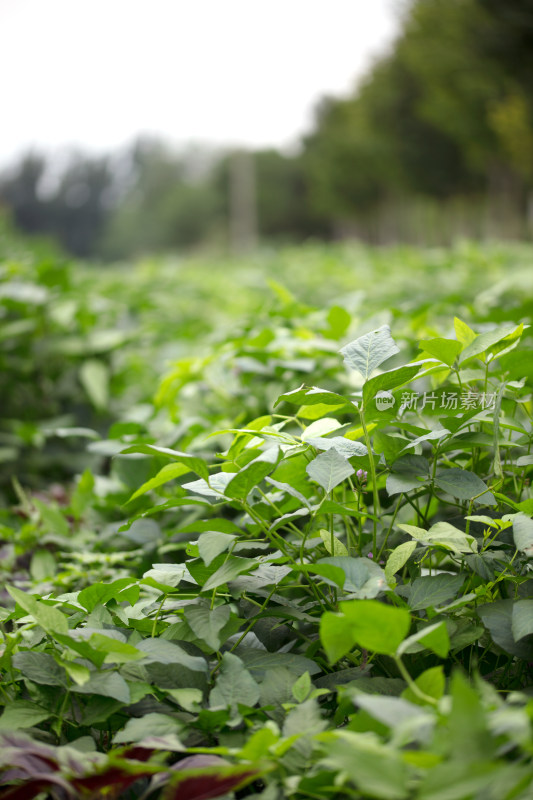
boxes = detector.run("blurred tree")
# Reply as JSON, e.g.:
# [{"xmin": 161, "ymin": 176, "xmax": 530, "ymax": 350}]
[
  {"xmin": 303, "ymin": 48, "xmax": 478, "ymax": 230},
  {"xmin": 0, "ymin": 154, "xmax": 49, "ymax": 234},
  {"xmin": 49, "ymin": 155, "xmax": 113, "ymax": 256},
  {"xmin": 101, "ymin": 138, "xmax": 223, "ymax": 258},
  {"xmin": 302, "ymin": 0, "xmax": 533, "ymax": 238},
  {"xmin": 0, "ymin": 152, "xmax": 114, "ymax": 257}
]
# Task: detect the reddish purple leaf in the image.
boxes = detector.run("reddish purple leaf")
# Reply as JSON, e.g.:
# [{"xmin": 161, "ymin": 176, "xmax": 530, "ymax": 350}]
[
  {"xmin": 0, "ymin": 774, "xmax": 74, "ymax": 800},
  {"xmin": 161, "ymin": 764, "xmax": 260, "ymax": 800},
  {"xmin": 71, "ymin": 765, "xmax": 156, "ymax": 796}
]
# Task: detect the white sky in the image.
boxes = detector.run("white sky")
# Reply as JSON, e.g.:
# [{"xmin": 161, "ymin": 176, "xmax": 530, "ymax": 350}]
[{"xmin": 0, "ymin": 0, "xmax": 399, "ymax": 166}]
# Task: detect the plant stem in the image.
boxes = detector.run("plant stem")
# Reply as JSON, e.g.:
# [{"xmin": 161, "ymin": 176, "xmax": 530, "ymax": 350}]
[
  {"xmin": 377, "ymin": 493, "xmax": 403, "ymax": 561},
  {"xmin": 394, "ymin": 655, "xmax": 438, "ymax": 706},
  {"xmin": 361, "ymin": 408, "xmax": 379, "ymax": 556}
]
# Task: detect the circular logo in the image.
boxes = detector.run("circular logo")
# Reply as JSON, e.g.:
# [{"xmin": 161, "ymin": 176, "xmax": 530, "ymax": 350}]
[{"xmin": 375, "ymin": 391, "xmax": 395, "ymax": 411}]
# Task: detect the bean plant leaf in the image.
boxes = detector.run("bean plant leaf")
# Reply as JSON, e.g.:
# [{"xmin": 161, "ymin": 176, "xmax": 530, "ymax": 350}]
[
  {"xmin": 478, "ymin": 600, "xmax": 533, "ymax": 658},
  {"xmin": 384, "ymin": 541, "xmax": 417, "ymax": 583},
  {"xmin": 275, "ymin": 385, "xmax": 351, "ymax": 408},
  {"xmin": 511, "ymin": 600, "xmax": 533, "ymax": 641},
  {"xmin": 320, "ymin": 600, "xmax": 410, "ymax": 662},
  {"xmin": 512, "ymin": 513, "xmax": 533, "ymax": 556},
  {"xmin": 305, "ymin": 436, "xmax": 368, "ymax": 458},
  {"xmin": 402, "ymin": 666, "xmax": 445, "ymax": 705},
  {"xmin": 458, "ymin": 322, "xmax": 520, "ymax": 363},
  {"xmin": 321, "ymin": 730, "xmax": 410, "ymax": 800},
  {"xmin": 72, "ymin": 671, "xmax": 130, "ymax": 703},
  {"xmin": 7, "ymin": 586, "xmax": 69, "ymax": 635},
  {"xmin": 363, "ymin": 364, "xmax": 420, "ymax": 406},
  {"xmin": 224, "ymin": 449, "xmax": 279, "ymax": 500},
  {"xmin": 316, "ymin": 556, "xmax": 388, "ymax": 597},
  {"xmin": 319, "ymin": 528, "xmax": 348, "ymax": 556},
  {"xmin": 387, "ymin": 455, "xmax": 430, "ymax": 497},
  {"xmin": 454, "ymin": 317, "xmax": 477, "ymax": 347},
  {"xmin": 77, "ymin": 578, "xmax": 137, "ymax": 612},
  {"xmin": 406, "ymin": 574, "xmax": 465, "ymax": 611},
  {"xmin": 265, "ymin": 477, "xmax": 312, "ymax": 509},
  {"xmin": 198, "ymin": 532, "xmax": 237, "ymax": 566},
  {"xmin": 127, "ymin": 463, "xmax": 197, "ymax": 503},
  {"xmin": 306, "ymin": 448, "xmax": 354, "ymax": 493},
  {"xmin": 340, "ymin": 325, "xmax": 400, "ymax": 380},
  {"xmin": 292, "ymin": 671, "xmax": 312, "ymax": 703},
  {"xmin": 184, "ymin": 605, "xmax": 231, "ymax": 650},
  {"xmin": 398, "ymin": 522, "xmax": 477, "ymax": 554},
  {"xmin": 136, "ymin": 639, "xmax": 208, "ymax": 672},
  {"xmin": 114, "ymin": 713, "xmax": 184, "ymax": 745},
  {"xmin": 202, "ymin": 557, "xmax": 257, "ymax": 591},
  {"xmin": 435, "ymin": 468, "xmax": 496, "ymax": 505},
  {"xmin": 397, "ymin": 621, "xmax": 450, "ymax": 657},
  {"xmin": 79, "ymin": 359, "xmax": 109, "ymax": 409},
  {"xmin": 12, "ymin": 652, "xmax": 68, "ymax": 686},
  {"xmin": 238, "ymin": 650, "xmax": 320, "ymax": 678},
  {"xmin": 121, "ymin": 444, "xmax": 209, "ymax": 481},
  {"xmin": 0, "ymin": 700, "xmax": 52, "ymax": 731},
  {"xmin": 418, "ymin": 337, "xmax": 463, "ymax": 367},
  {"xmin": 210, "ymin": 652, "xmax": 260, "ymax": 709}
]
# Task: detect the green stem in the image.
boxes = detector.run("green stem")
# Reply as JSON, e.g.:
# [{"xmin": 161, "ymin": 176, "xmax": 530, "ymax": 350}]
[
  {"xmin": 361, "ymin": 408, "xmax": 379, "ymax": 556},
  {"xmin": 151, "ymin": 594, "xmax": 167, "ymax": 636},
  {"xmin": 394, "ymin": 655, "xmax": 438, "ymax": 706},
  {"xmin": 228, "ymin": 585, "xmax": 278, "ymax": 655},
  {"xmin": 377, "ymin": 493, "xmax": 403, "ymax": 561}
]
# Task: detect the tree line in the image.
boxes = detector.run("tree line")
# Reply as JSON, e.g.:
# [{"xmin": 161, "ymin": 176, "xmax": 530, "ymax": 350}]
[{"xmin": 1, "ymin": 0, "xmax": 532, "ymax": 258}]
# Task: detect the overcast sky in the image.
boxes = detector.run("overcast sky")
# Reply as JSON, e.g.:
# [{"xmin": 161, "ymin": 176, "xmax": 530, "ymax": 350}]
[{"xmin": 1, "ymin": 0, "xmax": 399, "ymax": 166}]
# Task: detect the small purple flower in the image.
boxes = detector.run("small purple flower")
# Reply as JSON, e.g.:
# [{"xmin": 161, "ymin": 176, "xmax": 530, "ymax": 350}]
[
  {"xmin": 367, "ymin": 552, "xmax": 373, "ymax": 559},
  {"xmin": 356, "ymin": 469, "xmax": 368, "ymax": 484}
]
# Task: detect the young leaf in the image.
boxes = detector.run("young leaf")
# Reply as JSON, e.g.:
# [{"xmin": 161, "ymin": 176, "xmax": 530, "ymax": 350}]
[
  {"xmin": 224, "ymin": 449, "xmax": 279, "ymax": 500},
  {"xmin": 198, "ymin": 532, "xmax": 237, "ymax": 566},
  {"xmin": 418, "ymin": 337, "xmax": 462, "ymax": 367},
  {"xmin": 340, "ymin": 325, "xmax": 400, "ymax": 380},
  {"xmin": 402, "ymin": 666, "xmax": 445, "ymax": 705},
  {"xmin": 454, "ymin": 317, "xmax": 476, "ymax": 347},
  {"xmin": 127, "ymin": 462, "xmax": 194, "ymax": 503},
  {"xmin": 320, "ymin": 600, "xmax": 410, "ymax": 662},
  {"xmin": 292, "ymin": 671, "xmax": 312, "ymax": 703},
  {"xmin": 202, "ymin": 557, "xmax": 257, "ymax": 592},
  {"xmin": 398, "ymin": 522, "xmax": 477, "ymax": 554},
  {"xmin": 275, "ymin": 384, "xmax": 351, "ymax": 408},
  {"xmin": 458, "ymin": 322, "xmax": 519, "ymax": 364},
  {"xmin": 319, "ymin": 528, "xmax": 349, "ymax": 556},
  {"xmin": 384, "ymin": 541, "xmax": 417, "ymax": 583},
  {"xmin": 397, "ymin": 621, "xmax": 450, "ymax": 657},
  {"xmin": 121, "ymin": 444, "xmax": 209, "ymax": 481},
  {"xmin": 78, "ymin": 578, "xmax": 137, "ymax": 612},
  {"xmin": 363, "ymin": 364, "xmax": 420, "ymax": 406},
  {"xmin": 306, "ymin": 448, "xmax": 354, "ymax": 493},
  {"xmin": 184, "ymin": 604, "xmax": 231, "ymax": 650},
  {"xmin": 339, "ymin": 600, "xmax": 411, "ymax": 654}
]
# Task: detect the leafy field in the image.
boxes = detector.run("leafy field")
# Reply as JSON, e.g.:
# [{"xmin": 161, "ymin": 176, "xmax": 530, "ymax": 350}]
[{"xmin": 1, "ymin": 227, "xmax": 533, "ymax": 799}]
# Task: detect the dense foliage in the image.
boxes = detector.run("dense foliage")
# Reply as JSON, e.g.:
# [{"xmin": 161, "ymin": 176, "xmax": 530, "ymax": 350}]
[
  {"xmin": 2, "ymin": 0, "xmax": 533, "ymax": 255},
  {"xmin": 0, "ymin": 229, "xmax": 532, "ymax": 798}
]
